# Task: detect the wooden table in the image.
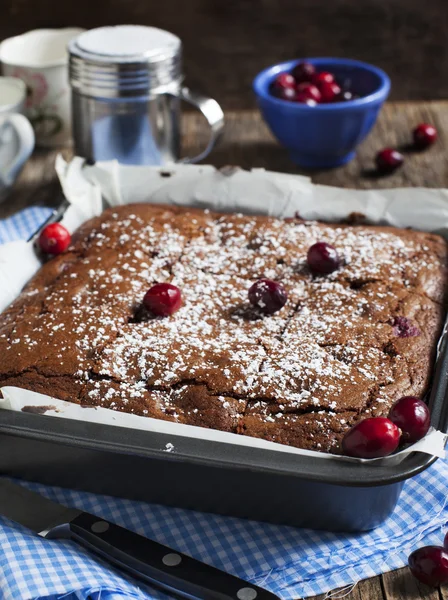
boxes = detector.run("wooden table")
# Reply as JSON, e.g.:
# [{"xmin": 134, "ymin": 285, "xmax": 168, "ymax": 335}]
[
  {"xmin": 4, "ymin": 100, "xmax": 448, "ymax": 220},
  {"xmin": 3, "ymin": 101, "xmax": 448, "ymax": 600}
]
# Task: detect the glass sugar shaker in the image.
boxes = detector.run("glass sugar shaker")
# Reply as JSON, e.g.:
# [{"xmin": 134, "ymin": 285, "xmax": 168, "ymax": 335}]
[{"xmin": 68, "ymin": 25, "xmax": 224, "ymax": 165}]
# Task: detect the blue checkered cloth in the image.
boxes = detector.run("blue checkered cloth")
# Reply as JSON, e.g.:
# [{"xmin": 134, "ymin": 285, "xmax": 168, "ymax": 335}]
[{"xmin": 0, "ymin": 207, "xmax": 447, "ymax": 600}]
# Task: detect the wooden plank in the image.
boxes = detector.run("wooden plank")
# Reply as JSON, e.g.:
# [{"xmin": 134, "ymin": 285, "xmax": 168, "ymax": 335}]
[
  {"xmin": 182, "ymin": 101, "xmax": 448, "ymax": 189},
  {"xmin": 1, "ymin": 148, "xmax": 67, "ymax": 219},
  {"xmin": 381, "ymin": 567, "xmax": 440, "ymax": 600},
  {"xmin": 303, "ymin": 575, "xmax": 385, "ymax": 600},
  {"xmin": 357, "ymin": 575, "xmax": 386, "ymax": 600},
  {"xmin": 5, "ymin": 100, "xmax": 447, "ymax": 221},
  {"xmin": 313, "ymin": 567, "xmax": 444, "ymax": 600}
]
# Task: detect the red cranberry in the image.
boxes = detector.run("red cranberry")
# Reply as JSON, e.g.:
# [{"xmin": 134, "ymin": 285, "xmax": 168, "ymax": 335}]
[
  {"xmin": 392, "ymin": 316, "xmax": 420, "ymax": 338},
  {"xmin": 273, "ymin": 86, "xmax": 297, "ymax": 101},
  {"xmin": 375, "ymin": 148, "xmax": 404, "ymax": 172},
  {"xmin": 307, "ymin": 242, "xmax": 340, "ymax": 275},
  {"xmin": 444, "ymin": 532, "xmax": 448, "ymax": 550},
  {"xmin": 272, "ymin": 72, "xmax": 295, "ymax": 91},
  {"xmin": 342, "ymin": 417, "xmax": 400, "ymax": 458},
  {"xmin": 388, "ymin": 396, "xmax": 430, "ymax": 444},
  {"xmin": 296, "ymin": 83, "xmax": 321, "ymax": 103},
  {"xmin": 319, "ymin": 81, "xmax": 342, "ymax": 103},
  {"xmin": 409, "ymin": 546, "xmax": 448, "ymax": 587},
  {"xmin": 248, "ymin": 279, "xmax": 287, "ymax": 314},
  {"xmin": 313, "ymin": 71, "xmax": 335, "ymax": 85},
  {"xmin": 39, "ymin": 223, "xmax": 71, "ymax": 255},
  {"xmin": 295, "ymin": 93, "xmax": 317, "ymax": 106},
  {"xmin": 143, "ymin": 283, "xmax": 182, "ymax": 317},
  {"xmin": 291, "ymin": 61, "xmax": 316, "ymax": 83},
  {"xmin": 413, "ymin": 123, "xmax": 437, "ymax": 149}
]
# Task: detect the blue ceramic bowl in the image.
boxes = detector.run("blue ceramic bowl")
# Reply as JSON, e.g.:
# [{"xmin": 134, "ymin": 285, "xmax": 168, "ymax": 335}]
[{"xmin": 253, "ymin": 58, "xmax": 390, "ymax": 169}]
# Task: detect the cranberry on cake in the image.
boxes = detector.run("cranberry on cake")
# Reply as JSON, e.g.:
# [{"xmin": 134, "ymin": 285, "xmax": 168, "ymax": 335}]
[{"xmin": 0, "ymin": 203, "xmax": 446, "ymax": 454}]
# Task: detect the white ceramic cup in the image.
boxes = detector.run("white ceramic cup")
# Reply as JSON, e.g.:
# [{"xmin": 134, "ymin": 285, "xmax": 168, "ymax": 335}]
[
  {"xmin": 0, "ymin": 28, "xmax": 84, "ymax": 147},
  {"xmin": 0, "ymin": 77, "xmax": 35, "ymax": 199},
  {"xmin": 0, "ymin": 76, "xmax": 27, "ymax": 115}
]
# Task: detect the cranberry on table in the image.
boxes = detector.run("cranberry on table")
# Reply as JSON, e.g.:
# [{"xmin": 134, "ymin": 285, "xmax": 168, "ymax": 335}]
[
  {"xmin": 388, "ymin": 396, "xmax": 430, "ymax": 444},
  {"xmin": 296, "ymin": 82, "xmax": 321, "ymax": 103},
  {"xmin": 312, "ymin": 71, "xmax": 334, "ymax": 85},
  {"xmin": 307, "ymin": 242, "xmax": 340, "ymax": 275},
  {"xmin": 409, "ymin": 546, "xmax": 448, "ymax": 587},
  {"xmin": 248, "ymin": 278, "xmax": 287, "ymax": 314},
  {"xmin": 38, "ymin": 223, "xmax": 71, "ymax": 255},
  {"xmin": 319, "ymin": 80, "xmax": 342, "ymax": 103},
  {"xmin": 342, "ymin": 417, "xmax": 400, "ymax": 458},
  {"xmin": 272, "ymin": 72, "xmax": 295, "ymax": 91},
  {"xmin": 143, "ymin": 283, "xmax": 182, "ymax": 317},
  {"xmin": 413, "ymin": 123, "xmax": 437, "ymax": 148},
  {"xmin": 375, "ymin": 148, "xmax": 404, "ymax": 173},
  {"xmin": 291, "ymin": 61, "xmax": 316, "ymax": 83}
]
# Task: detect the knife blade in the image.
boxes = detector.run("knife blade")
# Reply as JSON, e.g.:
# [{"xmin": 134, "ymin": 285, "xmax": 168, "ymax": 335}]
[{"xmin": 0, "ymin": 479, "xmax": 279, "ymax": 600}]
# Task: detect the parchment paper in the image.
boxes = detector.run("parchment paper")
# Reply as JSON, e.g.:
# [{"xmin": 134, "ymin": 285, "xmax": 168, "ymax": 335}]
[{"xmin": 0, "ymin": 156, "xmax": 446, "ymax": 465}]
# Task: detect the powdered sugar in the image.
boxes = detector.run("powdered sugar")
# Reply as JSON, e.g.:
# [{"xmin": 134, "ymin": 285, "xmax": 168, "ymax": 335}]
[{"xmin": 1, "ymin": 206, "xmax": 445, "ymax": 453}]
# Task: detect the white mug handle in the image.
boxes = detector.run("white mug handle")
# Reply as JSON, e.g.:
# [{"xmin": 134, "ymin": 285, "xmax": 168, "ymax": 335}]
[{"xmin": 0, "ymin": 113, "xmax": 35, "ymax": 188}]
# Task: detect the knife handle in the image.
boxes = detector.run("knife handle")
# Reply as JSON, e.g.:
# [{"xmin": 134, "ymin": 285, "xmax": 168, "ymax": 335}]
[{"xmin": 45, "ymin": 511, "xmax": 279, "ymax": 600}]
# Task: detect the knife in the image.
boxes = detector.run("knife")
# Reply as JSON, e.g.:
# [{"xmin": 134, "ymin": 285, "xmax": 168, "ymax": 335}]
[
  {"xmin": 0, "ymin": 479, "xmax": 279, "ymax": 600},
  {"xmin": 27, "ymin": 195, "xmax": 70, "ymax": 244}
]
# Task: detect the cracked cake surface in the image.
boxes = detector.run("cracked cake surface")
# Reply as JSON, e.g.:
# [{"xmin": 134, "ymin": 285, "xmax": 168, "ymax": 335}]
[{"xmin": 0, "ymin": 203, "xmax": 447, "ymax": 453}]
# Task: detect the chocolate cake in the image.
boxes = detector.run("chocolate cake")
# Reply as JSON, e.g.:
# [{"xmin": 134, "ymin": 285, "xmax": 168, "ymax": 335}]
[{"xmin": 0, "ymin": 203, "xmax": 446, "ymax": 453}]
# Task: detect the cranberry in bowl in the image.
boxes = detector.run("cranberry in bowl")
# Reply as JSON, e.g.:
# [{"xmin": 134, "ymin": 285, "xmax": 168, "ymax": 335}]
[{"xmin": 253, "ymin": 57, "xmax": 390, "ymax": 169}]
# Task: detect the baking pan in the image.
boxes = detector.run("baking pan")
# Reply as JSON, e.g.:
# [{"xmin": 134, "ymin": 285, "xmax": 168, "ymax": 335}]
[{"xmin": 1, "ymin": 198, "xmax": 447, "ymax": 533}]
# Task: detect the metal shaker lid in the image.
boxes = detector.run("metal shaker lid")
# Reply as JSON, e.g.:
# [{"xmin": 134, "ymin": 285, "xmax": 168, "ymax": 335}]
[{"xmin": 69, "ymin": 25, "xmax": 182, "ymax": 98}]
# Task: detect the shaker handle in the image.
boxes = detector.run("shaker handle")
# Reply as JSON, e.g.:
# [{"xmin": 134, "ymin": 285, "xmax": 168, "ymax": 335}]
[{"xmin": 177, "ymin": 87, "xmax": 224, "ymax": 163}]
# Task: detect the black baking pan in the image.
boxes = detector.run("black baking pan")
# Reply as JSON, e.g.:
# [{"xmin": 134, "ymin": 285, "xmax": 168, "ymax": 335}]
[{"xmin": 0, "ymin": 199, "xmax": 447, "ymax": 533}]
